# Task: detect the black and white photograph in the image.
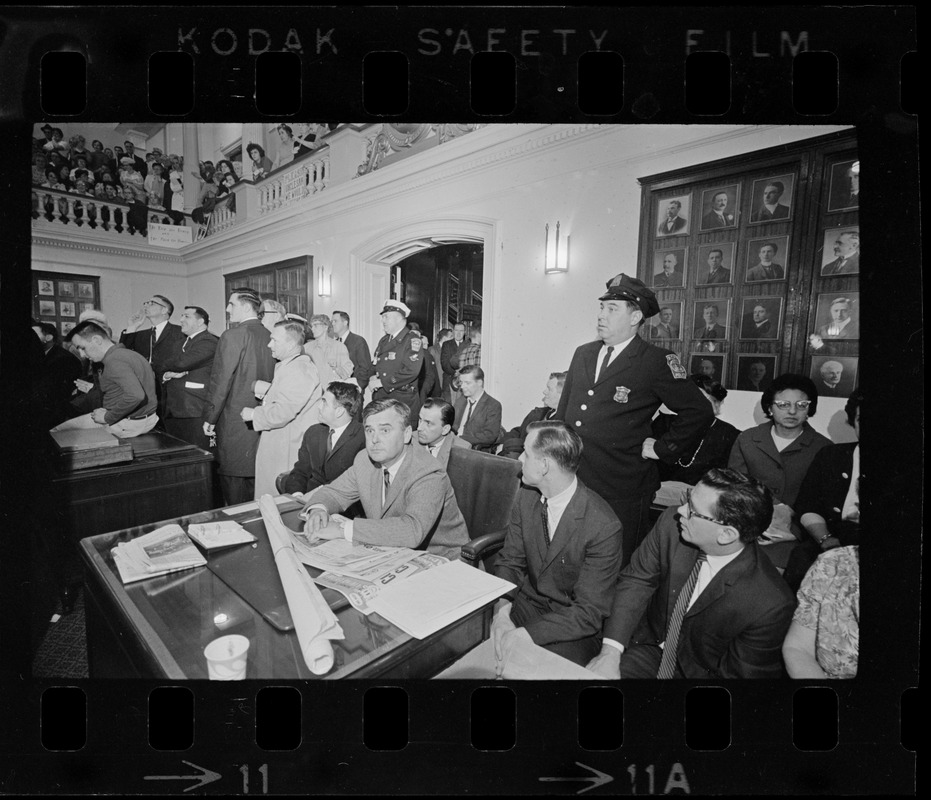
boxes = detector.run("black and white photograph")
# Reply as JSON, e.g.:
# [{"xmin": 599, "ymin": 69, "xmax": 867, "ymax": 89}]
[
  {"xmin": 738, "ymin": 296, "xmax": 784, "ymax": 340},
  {"xmin": 813, "ymin": 291, "xmax": 860, "ymax": 340},
  {"xmin": 38, "ymin": 299, "xmax": 56, "ymax": 316},
  {"xmin": 77, "ymin": 281, "xmax": 95, "ymax": 299},
  {"xmin": 60, "ymin": 321, "xmax": 76, "ymax": 337},
  {"xmin": 654, "ymin": 193, "xmax": 691, "ymax": 237},
  {"xmin": 691, "ymin": 298, "xmax": 731, "ymax": 341},
  {"xmin": 37, "ymin": 279, "xmax": 54, "ymax": 295},
  {"xmin": 749, "ymin": 173, "xmax": 795, "ymax": 223},
  {"xmin": 698, "ymin": 184, "xmax": 739, "ymax": 230},
  {"xmin": 651, "ymin": 247, "xmax": 687, "ymax": 288},
  {"xmin": 59, "ymin": 301, "xmax": 76, "ymax": 318},
  {"xmin": 58, "ymin": 280, "xmax": 74, "ymax": 297},
  {"xmin": 744, "ymin": 235, "xmax": 790, "ymax": 282},
  {"xmin": 735, "ymin": 354, "xmax": 777, "ymax": 392},
  {"xmin": 820, "ymin": 225, "xmax": 860, "ymax": 276},
  {"xmin": 79, "ymin": 301, "xmax": 96, "ymax": 314},
  {"xmin": 696, "ymin": 241, "xmax": 736, "ymax": 286},
  {"xmin": 828, "ymin": 158, "xmax": 860, "ymax": 211},
  {"xmin": 689, "ymin": 352, "xmax": 727, "ymax": 385},
  {"xmin": 810, "ymin": 355, "xmax": 859, "ymax": 397},
  {"xmin": 649, "ymin": 301, "xmax": 682, "ymax": 341}
]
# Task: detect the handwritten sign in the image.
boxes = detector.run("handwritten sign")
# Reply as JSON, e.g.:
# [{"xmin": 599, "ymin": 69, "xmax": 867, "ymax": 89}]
[{"xmin": 148, "ymin": 222, "xmax": 193, "ymax": 248}]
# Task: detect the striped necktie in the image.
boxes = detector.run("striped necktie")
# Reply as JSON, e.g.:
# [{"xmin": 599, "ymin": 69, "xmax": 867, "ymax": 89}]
[
  {"xmin": 541, "ymin": 497, "xmax": 551, "ymax": 544},
  {"xmin": 657, "ymin": 554, "xmax": 707, "ymax": 679}
]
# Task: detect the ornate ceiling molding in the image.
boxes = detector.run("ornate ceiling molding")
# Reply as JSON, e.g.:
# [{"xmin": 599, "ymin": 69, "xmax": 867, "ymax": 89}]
[{"xmin": 31, "ymin": 233, "xmax": 185, "ymax": 263}]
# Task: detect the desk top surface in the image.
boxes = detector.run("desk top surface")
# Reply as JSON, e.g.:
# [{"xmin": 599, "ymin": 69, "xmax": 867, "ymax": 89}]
[{"xmin": 79, "ymin": 500, "xmax": 482, "ymax": 679}]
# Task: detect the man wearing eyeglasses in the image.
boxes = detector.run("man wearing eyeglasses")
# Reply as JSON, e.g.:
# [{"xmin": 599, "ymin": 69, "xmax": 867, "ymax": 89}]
[
  {"xmin": 120, "ymin": 294, "xmax": 185, "ymax": 425},
  {"xmin": 586, "ymin": 468, "xmax": 796, "ymax": 680}
]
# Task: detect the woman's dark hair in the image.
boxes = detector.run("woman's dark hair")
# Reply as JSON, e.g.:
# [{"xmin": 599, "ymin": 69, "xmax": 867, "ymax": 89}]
[
  {"xmin": 277, "ymin": 124, "xmax": 293, "ymax": 137},
  {"xmin": 690, "ymin": 373, "xmax": 727, "ymax": 402},
  {"xmin": 761, "ymin": 373, "xmax": 819, "ymax": 419},
  {"xmin": 844, "ymin": 388, "xmax": 862, "ymax": 427},
  {"xmin": 247, "ymin": 142, "xmax": 266, "ymax": 159},
  {"xmin": 216, "ymin": 159, "xmax": 235, "ymax": 175}
]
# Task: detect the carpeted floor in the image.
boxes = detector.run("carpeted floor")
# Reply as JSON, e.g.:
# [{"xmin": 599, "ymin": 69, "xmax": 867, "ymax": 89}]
[{"xmin": 32, "ymin": 591, "xmax": 89, "ymax": 679}]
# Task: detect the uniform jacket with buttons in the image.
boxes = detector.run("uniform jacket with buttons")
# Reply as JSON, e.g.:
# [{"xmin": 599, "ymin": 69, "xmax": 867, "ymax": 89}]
[
  {"xmin": 373, "ymin": 326, "xmax": 422, "ymax": 400},
  {"xmin": 555, "ymin": 335, "xmax": 714, "ymax": 501},
  {"xmin": 727, "ymin": 421, "xmax": 832, "ymax": 510}
]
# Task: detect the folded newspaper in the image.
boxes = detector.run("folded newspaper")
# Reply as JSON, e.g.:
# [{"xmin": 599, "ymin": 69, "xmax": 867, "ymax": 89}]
[
  {"xmin": 187, "ymin": 520, "xmax": 257, "ymax": 550},
  {"xmin": 111, "ymin": 524, "xmax": 207, "ymax": 584}
]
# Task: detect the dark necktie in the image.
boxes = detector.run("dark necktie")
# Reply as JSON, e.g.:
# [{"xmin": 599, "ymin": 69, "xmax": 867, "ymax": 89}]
[
  {"xmin": 383, "ymin": 468, "xmax": 391, "ymax": 504},
  {"xmin": 462, "ymin": 400, "xmax": 475, "ymax": 429},
  {"xmin": 541, "ymin": 497, "xmax": 550, "ymax": 544},
  {"xmin": 149, "ymin": 327, "xmax": 156, "ymax": 362},
  {"xmin": 596, "ymin": 346, "xmax": 614, "ymax": 383},
  {"xmin": 657, "ymin": 554, "xmax": 707, "ymax": 679},
  {"xmin": 182, "ymin": 335, "xmax": 192, "ymax": 352},
  {"xmin": 326, "ymin": 428, "xmax": 335, "ymax": 455}
]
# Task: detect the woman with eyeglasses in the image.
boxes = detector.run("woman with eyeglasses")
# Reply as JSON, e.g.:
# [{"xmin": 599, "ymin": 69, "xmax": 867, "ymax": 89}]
[{"xmin": 728, "ymin": 373, "xmax": 832, "ymax": 570}]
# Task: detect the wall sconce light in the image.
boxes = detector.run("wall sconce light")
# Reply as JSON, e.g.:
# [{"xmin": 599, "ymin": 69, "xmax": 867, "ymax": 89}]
[
  {"xmin": 317, "ymin": 265, "xmax": 331, "ymax": 297},
  {"xmin": 544, "ymin": 221, "xmax": 570, "ymax": 274}
]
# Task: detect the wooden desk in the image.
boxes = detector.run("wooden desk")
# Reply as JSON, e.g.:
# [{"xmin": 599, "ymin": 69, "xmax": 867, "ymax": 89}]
[
  {"xmin": 79, "ymin": 501, "xmax": 492, "ymax": 679},
  {"xmin": 46, "ymin": 430, "xmax": 214, "ymax": 607}
]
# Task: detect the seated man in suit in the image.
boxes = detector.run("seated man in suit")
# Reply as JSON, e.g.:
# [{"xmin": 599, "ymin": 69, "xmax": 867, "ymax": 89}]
[
  {"xmin": 493, "ymin": 421, "xmax": 623, "ymax": 667},
  {"xmin": 587, "ymin": 468, "xmax": 796, "ymax": 679},
  {"xmin": 300, "ymin": 399, "xmax": 470, "ymax": 561},
  {"xmin": 284, "ymin": 382, "xmax": 365, "ymax": 497},
  {"xmin": 499, "ymin": 371, "xmax": 565, "ymax": 458},
  {"xmin": 454, "ymin": 365, "xmax": 503, "ymax": 452},
  {"xmin": 415, "ymin": 397, "xmax": 471, "ymax": 469},
  {"xmin": 160, "ymin": 306, "xmax": 219, "ymax": 450}
]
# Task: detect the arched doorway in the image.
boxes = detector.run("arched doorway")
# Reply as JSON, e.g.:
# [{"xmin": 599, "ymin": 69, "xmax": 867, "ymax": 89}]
[{"xmin": 349, "ymin": 216, "xmax": 499, "ymax": 390}]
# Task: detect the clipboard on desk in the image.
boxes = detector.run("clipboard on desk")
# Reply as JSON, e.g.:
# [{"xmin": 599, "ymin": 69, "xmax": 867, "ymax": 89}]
[{"xmin": 206, "ymin": 508, "xmax": 349, "ymax": 632}]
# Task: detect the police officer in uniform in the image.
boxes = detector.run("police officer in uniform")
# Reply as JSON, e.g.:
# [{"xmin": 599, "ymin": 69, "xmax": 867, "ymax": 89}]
[
  {"xmin": 370, "ymin": 299, "xmax": 423, "ymax": 426},
  {"xmin": 555, "ymin": 273, "xmax": 714, "ymax": 566}
]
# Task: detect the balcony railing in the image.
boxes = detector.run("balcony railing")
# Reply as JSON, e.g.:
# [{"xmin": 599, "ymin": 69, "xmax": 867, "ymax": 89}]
[{"xmin": 256, "ymin": 152, "xmax": 330, "ymax": 215}]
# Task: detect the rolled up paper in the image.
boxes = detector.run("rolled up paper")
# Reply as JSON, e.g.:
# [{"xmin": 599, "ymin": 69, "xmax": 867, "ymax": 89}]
[{"xmin": 259, "ymin": 495, "xmax": 345, "ymax": 674}]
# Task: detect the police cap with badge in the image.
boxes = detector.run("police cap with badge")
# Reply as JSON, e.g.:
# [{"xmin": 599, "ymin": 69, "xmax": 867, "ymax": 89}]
[
  {"xmin": 599, "ymin": 273, "xmax": 661, "ymax": 318},
  {"xmin": 380, "ymin": 299, "xmax": 411, "ymax": 317}
]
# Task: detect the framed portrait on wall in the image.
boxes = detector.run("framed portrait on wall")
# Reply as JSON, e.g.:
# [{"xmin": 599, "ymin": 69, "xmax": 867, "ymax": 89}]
[
  {"xmin": 744, "ymin": 235, "xmax": 790, "ymax": 282},
  {"xmin": 739, "ymin": 296, "xmax": 784, "ymax": 340},
  {"xmin": 820, "ymin": 226, "xmax": 860, "ymax": 276},
  {"xmin": 59, "ymin": 301, "xmax": 76, "ymax": 318},
  {"xmin": 39, "ymin": 300, "xmax": 56, "ymax": 316},
  {"xmin": 810, "ymin": 355, "xmax": 858, "ymax": 398},
  {"xmin": 61, "ymin": 321, "xmax": 76, "ymax": 337},
  {"xmin": 655, "ymin": 194, "xmax": 691, "ymax": 237},
  {"xmin": 649, "ymin": 301, "xmax": 683, "ymax": 341},
  {"xmin": 651, "ymin": 248, "xmax": 687, "ymax": 288},
  {"xmin": 735, "ymin": 354, "xmax": 777, "ymax": 393},
  {"xmin": 692, "ymin": 298, "xmax": 731, "ymax": 341},
  {"xmin": 812, "ymin": 291, "xmax": 859, "ymax": 341},
  {"xmin": 689, "ymin": 353, "xmax": 727, "ymax": 385},
  {"xmin": 827, "ymin": 159, "xmax": 859, "ymax": 212},
  {"xmin": 38, "ymin": 279, "xmax": 54, "ymax": 296},
  {"xmin": 749, "ymin": 173, "xmax": 795, "ymax": 223},
  {"xmin": 699, "ymin": 184, "xmax": 739, "ymax": 230},
  {"xmin": 58, "ymin": 281, "xmax": 75, "ymax": 297},
  {"xmin": 77, "ymin": 282, "xmax": 95, "ymax": 299},
  {"xmin": 696, "ymin": 242, "xmax": 736, "ymax": 286}
]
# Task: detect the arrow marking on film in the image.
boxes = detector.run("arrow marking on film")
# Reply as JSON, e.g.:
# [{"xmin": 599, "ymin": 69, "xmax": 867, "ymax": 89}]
[
  {"xmin": 144, "ymin": 761, "xmax": 222, "ymax": 792},
  {"xmin": 540, "ymin": 762, "xmax": 613, "ymax": 794}
]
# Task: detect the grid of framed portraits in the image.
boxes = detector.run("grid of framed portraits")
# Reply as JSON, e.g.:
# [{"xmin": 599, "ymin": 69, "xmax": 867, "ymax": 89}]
[
  {"xmin": 640, "ymin": 132, "xmax": 859, "ymax": 392},
  {"xmin": 33, "ymin": 271, "xmax": 100, "ymax": 339}
]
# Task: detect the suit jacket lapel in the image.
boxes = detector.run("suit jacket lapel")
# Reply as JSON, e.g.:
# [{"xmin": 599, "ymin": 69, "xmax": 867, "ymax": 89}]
[
  {"xmin": 595, "ymin": 338, "xmax": 640, "ymax": 388},
  {"xmin": 380, "ymin": 446, "xmax": 412, "ymax": 515},
  {"xmin": 685, "ymin": 546, "xmax": 753, "ymax": 619},
  {"xmin": 539, "ymin": 486, "xmax": 583, "ymax": 573},
  {"xmin": 327, "ymin": 421, "xmax": 359, "ymax": 462}
]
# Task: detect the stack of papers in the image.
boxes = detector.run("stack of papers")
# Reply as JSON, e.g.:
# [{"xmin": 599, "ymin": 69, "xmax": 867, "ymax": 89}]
[
  {"xmin": 111, "ymin": 524, "xmax": 207, "ymax": 584},
  {"xmin": 187, "ymin": 520, "xmax": 257, "ymax": 551},
  {"xmin": 367, "ymin": 559, "xmax": 515, "ymax": 639}
]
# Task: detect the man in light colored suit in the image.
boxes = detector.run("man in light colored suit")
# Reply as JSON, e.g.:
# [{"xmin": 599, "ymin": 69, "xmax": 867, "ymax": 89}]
[
  {"xmin": 300, "ymin": 398, "xmax": 470, "ymax": 560},
  {"xmin": 493, "ymin": 421, "xmax": 623, "ymax": 667},
  {"xmin": 416, "ymin": 397, "xmax": 471, "ymax": 469},
  {"xmin": 331, "ymin": 310, "xmax": 374, "ymax": 389},
  {"xmin": 242, "ymin": 320, "xmax": 322, "ymax": 499},
  {"xmin": 454, "ymin": 365, "xmax": 502, "ymax": 452}
]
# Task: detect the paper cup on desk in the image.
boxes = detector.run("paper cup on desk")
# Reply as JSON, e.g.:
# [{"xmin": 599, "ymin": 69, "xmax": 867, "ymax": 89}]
[{"xmin": 204, "ymin": 634, "xmax": 250, "ymax": 680}]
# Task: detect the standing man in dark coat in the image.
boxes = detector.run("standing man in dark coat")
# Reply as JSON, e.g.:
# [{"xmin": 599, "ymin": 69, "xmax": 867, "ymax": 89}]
[
  {"xmin": 203, "ymin": 287, "xmax": 276, "ymax": 505},
  {"xmin": 440, "ymin": 322, "xmax": 470, "ymax": 404},
  {"xmin": 32, "ymin": 321, "xmax": 82, "ymax": 427},
  {"xmin": 369, "ymin": 299, "xmax": 422, "ymax": 424},
  {"xmin": 160, "ymin": 305, "xmax": 219, "ymax": 450},
  {"xmin": 119, "ymin": 293, "xmax": 186, "ymax": 425},
  {"xmin": 555, "ymin": 273, "xmax": 714, "ymax": 566},
  {"xmin": 331, "ymin": 310, "xmax": 373, "ymax": 390}
]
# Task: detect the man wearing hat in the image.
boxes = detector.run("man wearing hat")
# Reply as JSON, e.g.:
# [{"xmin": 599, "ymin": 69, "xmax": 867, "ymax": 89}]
[
  {"xmin": 36, "ymin": 123, "xmax": 55, "ymax": 150},
  {"xmin": 555, "ymin": 273, "xmax": 714, "ymax": 566},
  {"xmin": 370, "ymin": 300, "xmax": 423, "ymax": 426}
]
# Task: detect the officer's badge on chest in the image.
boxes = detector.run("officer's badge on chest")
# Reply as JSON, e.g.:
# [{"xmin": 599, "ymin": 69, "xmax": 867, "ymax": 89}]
[
  {"xmin": 387, "ymin": 352, "xmax": 396, "ymax": 360},
  {"xmin": 614, "ymin": 386, "xmax": 630, "ymax": 403}
]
